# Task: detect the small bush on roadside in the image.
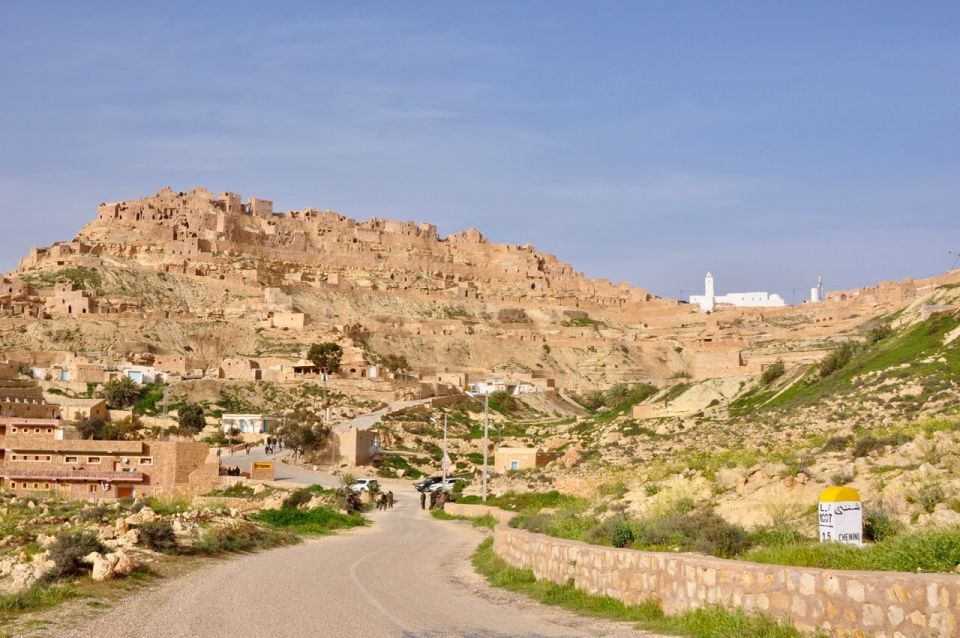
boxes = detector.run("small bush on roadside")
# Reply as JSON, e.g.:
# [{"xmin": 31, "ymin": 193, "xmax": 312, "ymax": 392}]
[
  {"xmin": 147, "ymin": 495, "xmax": 191, "ymax": 516},
  {"xmin": 907, "ymin": 482, "xmax": 944, "ymax": 514},
  {"xmin": 138, "ymin": 520, "xmax": 179, "ymax": 553},
  {"xmin": 610, "ymin": 520, "xmax": 635, "ymax": 548},
  {"xmin": 252, "ymin": 507, "xmax": 366, "ymax": 535},
  {"xmin": 76, "ymin": 504, "xmax": 111, "ymax": 523},
  {"xmin": 45, "ymin": 531, "xmax": 105, "ymax": 581},
  {"xmin": 864, "ymin": 509, "xmax": 901, "ymax": 543},
  {"xmin": 207, "ymin": 483, "xmax": 256, "ymax": 498},
  {"xmin": 192, "ymin": 522, "xmax": 298, "ymax": 555},
  {"xmin": 282, "ymin": 489, "xmax": 314, "ymax": 510}
]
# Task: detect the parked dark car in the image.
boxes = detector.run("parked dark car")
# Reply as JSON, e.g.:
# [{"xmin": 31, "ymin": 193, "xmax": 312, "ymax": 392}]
[{"xmin": 414, "ymin": 476, "xmax": 443, "ymax": 492}]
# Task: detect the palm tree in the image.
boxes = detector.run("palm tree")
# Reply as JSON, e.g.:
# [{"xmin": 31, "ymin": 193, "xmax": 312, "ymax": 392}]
[
  {"xmin": 604, "ymin": 383, "xmax": 629, "ymax": 407},
  {"xmin": 102, "ymin": 376, "xmax": 141, "ymax": 409}
]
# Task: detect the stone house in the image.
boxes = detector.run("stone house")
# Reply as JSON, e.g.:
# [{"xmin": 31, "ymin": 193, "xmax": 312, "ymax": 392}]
[
  {"xmin": 43, "ymin": 395, "xmax": 109, "ymax": 423},
  {"xmin": 45, "ymin": 281, "xmax": 97, "ymax": 316},
  {"xmin": 494, "ymin": 447, "xmax": 559, "ymax": 473},
  {"xmin": 218, "ymin": 357, "xmax": 261, "ymax": 381},
  {"xmin": 0, "ymin": 423, "xmax": 218, "ymax": 499},
  {"xmin": 337, "ymin": 427, "xmax": 380, "ymax": 466}
]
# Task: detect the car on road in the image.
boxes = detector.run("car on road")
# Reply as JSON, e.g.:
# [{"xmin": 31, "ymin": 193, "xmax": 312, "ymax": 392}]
[
  {"xmin": 428, "ymin": 477, "xmax": 467, "ymax": 492},
  {"xmin": 414, "ymin": 476, "xmax": 443, "ymax": 492},
  {"xmin": 349, "ymin": 478, "xmax": 380, "ymax": 493}
]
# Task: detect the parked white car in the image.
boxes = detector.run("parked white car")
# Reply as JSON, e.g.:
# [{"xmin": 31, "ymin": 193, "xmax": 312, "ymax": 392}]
[
  {"xmin": 428, "ymin": 477, "xmax": 467, "ymax": 492},
  {"xmin": 349, "ymin": 478, "xmax": 380, "ymax": 493}
]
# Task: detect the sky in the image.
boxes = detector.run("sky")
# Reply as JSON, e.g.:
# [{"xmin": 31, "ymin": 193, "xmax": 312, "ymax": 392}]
[{"xmin": 1, "ymin": 2, "xmax": 958, "ymax": 301}]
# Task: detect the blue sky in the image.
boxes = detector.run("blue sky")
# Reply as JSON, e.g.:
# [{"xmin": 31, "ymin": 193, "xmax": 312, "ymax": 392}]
[{"xmin": 1, "ymin": 2, "xmax": 958, "ymax": 300}]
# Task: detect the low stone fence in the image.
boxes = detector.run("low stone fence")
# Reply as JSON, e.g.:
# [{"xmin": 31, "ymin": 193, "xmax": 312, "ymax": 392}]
[
  {"xmin": 447, "ymin": 503, "xmax": 959, "ymax": 637},
  {"xmin": 443, "ymin": 502, "xmax": 517, "ymax": 525}
]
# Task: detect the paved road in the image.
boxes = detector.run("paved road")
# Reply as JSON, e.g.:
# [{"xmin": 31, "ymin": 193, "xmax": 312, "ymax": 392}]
[
  {"xmin": 337, "ymin": 397, "xmax": 435, "ymax": 432},
  {"xmin": 224, "ymin": 446, "xmax": 343, "ymax": 488},
  {"xmin": 61, "ymin": 487, "xmax": 659, "ymax": 638}
]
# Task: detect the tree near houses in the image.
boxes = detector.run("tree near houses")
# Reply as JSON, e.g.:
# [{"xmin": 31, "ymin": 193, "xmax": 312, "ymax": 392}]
[
  {"xmin": 308, "ymin": 342, "xmax": 343, "ymax": 421},
  {"xmin": 307, "ymin": 342, "xmax": 343, "ymax": 376},
  {"xmin": 101, "ymin": 376, "xmax": 140, "ymax": 409},
  {"xmin": 380, "ymin": 354, "xmax": 410, "ymax": 379},
  {"xmin": 276, "ymin": 408, "xmax": 330, "ymax": 460},
  {"xmin": 177, "ymin": 403, "xmax": 206, "ymax": 436}
]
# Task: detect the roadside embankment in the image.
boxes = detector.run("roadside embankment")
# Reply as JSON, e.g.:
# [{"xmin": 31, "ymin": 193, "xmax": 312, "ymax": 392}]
[{"xmin": 447, "ymin": 502, "xmax": 960, "ymax": 637}]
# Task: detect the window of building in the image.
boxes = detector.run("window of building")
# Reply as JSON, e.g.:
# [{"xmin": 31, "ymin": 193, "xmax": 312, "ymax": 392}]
[
  {"xmin": 87, "ymin": 484, "xmax": 97, "ymax": 493},
  {"xmin": 139, "ymin": 457, "xmax": 153, "ymax": 465},
  {"xmin": 65, "ymin": 456, "xmax": 78, "ymax": 463},
  {"xmin": 510, "ymin": 460, "xmax": 520, "ymax": 471},
  {"xmin": 10, "ymin": 482, "xmax": 16, "ymax": 489},
  {"xmin": 87, "ymin": 457, "xmax": 101, "ymax": 464}
]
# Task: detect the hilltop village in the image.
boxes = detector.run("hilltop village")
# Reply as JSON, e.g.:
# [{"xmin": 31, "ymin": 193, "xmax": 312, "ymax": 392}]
[
  {"xmin": 0, "ymin": 187, "xmax": 959, "ymax": 638},
  {"xmin": 0, "ymin": 187, "xmax": 957, "ymax": 506}
]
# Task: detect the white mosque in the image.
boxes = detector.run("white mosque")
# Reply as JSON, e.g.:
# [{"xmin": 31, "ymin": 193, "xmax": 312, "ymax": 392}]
[{"xmin": 689, "ymin": 272, "xmax": 786, "ymax": 313}]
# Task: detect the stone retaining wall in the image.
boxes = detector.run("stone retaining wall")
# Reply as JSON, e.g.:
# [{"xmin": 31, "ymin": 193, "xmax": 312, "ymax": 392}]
[{"xmin": 449, "ymin": 503, "xmax": 960, "ymax": 637}]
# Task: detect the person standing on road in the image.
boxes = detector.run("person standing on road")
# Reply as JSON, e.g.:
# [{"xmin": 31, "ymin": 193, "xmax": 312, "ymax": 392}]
[
  {"xmin": 420, "ymin": 490, "xmax": 426, "ymax": 510},
  {"xmin": 387, "ymin": 491, "xmax": 394, "ymax": 509}
]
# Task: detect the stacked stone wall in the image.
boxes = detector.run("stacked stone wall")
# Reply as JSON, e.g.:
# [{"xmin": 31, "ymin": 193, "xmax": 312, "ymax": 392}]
[{"xmin": 448, "ymin": 504, "xmax": 960, "ymax": 637}]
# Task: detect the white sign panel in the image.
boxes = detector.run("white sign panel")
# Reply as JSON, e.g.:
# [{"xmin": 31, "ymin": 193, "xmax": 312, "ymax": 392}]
[{"xmin": 818, "ymin": 486, "xmax": 863, "ymax": 546}]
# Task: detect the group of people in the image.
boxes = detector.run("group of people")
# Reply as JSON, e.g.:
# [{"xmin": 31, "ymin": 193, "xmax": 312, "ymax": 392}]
[
  {"xmin": 420, "ymin": 489, "xmax": 447, "ymax": 510},
  {"xmin": 264, "ymin": 437, "xmax": 282, "ymax": 455},
  {"xmin": 221, "ymin": 466, "xmax": 242, "ymax": 476},
  {"xmin": 376, "ymin": 490, "xmax": 395, "ymax": 510}
]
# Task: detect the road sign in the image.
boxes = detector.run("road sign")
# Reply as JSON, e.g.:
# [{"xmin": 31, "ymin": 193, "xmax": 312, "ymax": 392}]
[{"xmin": 818, "ymin": 486, "xmax": 862, "ymax": 546}]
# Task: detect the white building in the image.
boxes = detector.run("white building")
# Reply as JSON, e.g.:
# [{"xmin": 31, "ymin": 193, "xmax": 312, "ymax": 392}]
[
  {"xmin": 690, "ymin": 272, "xmax": 786, "ymax": 313},
  {"xmin": 810, "ymin": 275, "xmax": 824, "ymax": 303},
  {"xmin": 220, "ymin": 414, "xmax": 278, "ymax": 435}
]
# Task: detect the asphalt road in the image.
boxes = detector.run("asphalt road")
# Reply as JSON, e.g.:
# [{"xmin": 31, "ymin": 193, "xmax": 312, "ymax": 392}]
[{"xmin": 62, "ymin": 486, "xmax": 660, "ymax": 638}]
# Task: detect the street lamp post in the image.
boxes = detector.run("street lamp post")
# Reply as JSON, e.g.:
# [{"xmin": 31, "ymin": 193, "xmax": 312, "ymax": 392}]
[
  {"xmin": 442, "ymin": 413, "xmax": 448, "ymax": 487},
  {"xmin": 482, "ymin": 391, "xmax": 489, "ymax": 502}
]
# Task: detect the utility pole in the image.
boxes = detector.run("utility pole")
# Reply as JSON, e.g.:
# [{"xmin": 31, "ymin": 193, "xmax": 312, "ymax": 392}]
[
  {"xmin": 442, "ymin": 413, "xmax": 448, "ymax": 487},
  {"xmin": 482, "ymin": 391, "xmax": 489, "ymax": 502}
]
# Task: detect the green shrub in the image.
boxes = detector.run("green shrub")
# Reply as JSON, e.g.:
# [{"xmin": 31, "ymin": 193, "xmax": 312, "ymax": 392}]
[
  {"xmin": 868, "ymin": 323, "xmax": 893, "ymax": 343},
  {"xmin": 852, "ymin": 433, "xmax": 911, "ymax": 458},
  {"xmin": 282, "ymin": 489, "xmax": 314, "ymax": 510},
  {"xmin": 633, "ymin": 511, "xmax": 750, "ymax": 558},
  {"xmin": 138, "ymin": 520, "xmax": 178, "ymax": 553},
  {"xmin": 610, "ymin": 520, "xmax": 635, "ymax": 548},
  {"xmin": 907, "ymin": 482, "xmax": 944, "ymax": 513},
  {"xmin": 207, "ymin": 483, "xmax": 256, "ymax": 498},
  {"xmin": 818, "ymin": 342, "xmax": 858, "ymax": 378},
  {"xmin": 864, "ymin": 509, "xmax": 900, "ymax": 543},
  {"xmin": 147, "ymin": 495, "xmax": 191, "ymax": 516},
  {"xmin": 830, "ymin": 472, "xmax": 853, "ymax": 485},
  {"xmin": 192, "ymin": 522, "xmax": 298, "ymax": 554},
  {"xmin": 252, "ymin": 507, "xmax": 366, "ymax": 535},
  {"xmin": 644, "ymin": 483, "xmax": 660, "ymax": 497},
  {"xmin": 76, "ymin": 504, "xmax": 111, "ymax": 523},
  {"xmin": 760, "ymin": 360, "xmax": 785, "ymax": 385},
  {"xmin": 821, "ymin": 435, "xmax": 852, "ymax": 452},
  {"xmin": 45, "ymin": 531, "xmax": 104, "ymax": 581}
]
